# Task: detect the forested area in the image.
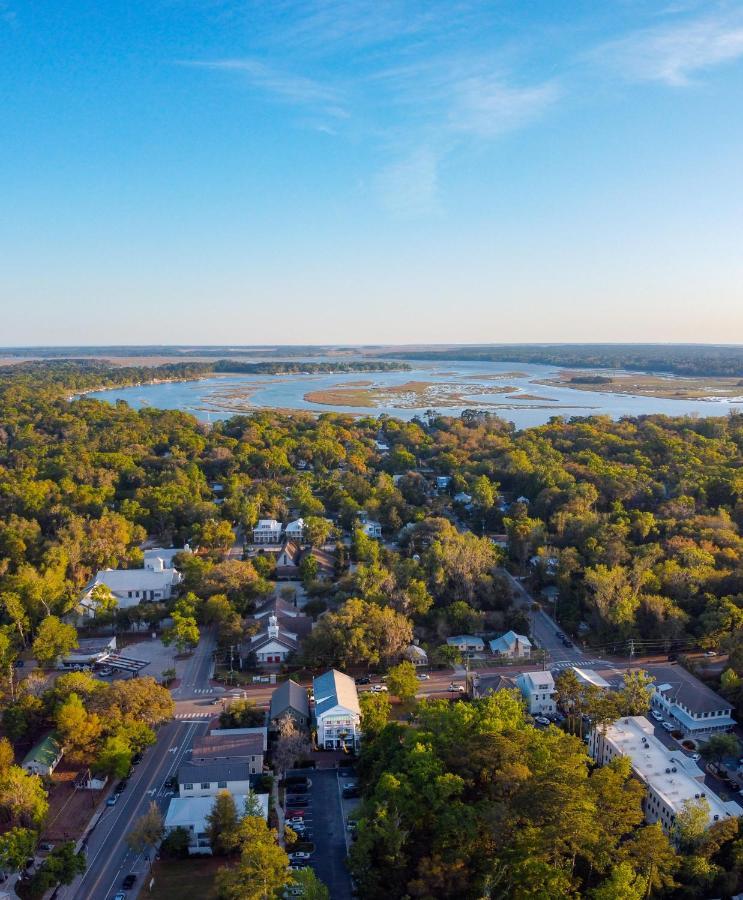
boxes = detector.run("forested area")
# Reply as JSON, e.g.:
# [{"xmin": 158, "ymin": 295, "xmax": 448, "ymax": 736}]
[
  {"xmin": 387, "ymin": 343, "xmax": 743, "ymax": 377},
  {"xmin": 3, "ymin": 361, "xmax": 743, "ymax": 895}
]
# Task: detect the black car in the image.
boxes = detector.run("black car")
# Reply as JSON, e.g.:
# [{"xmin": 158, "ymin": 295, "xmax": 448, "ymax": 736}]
[
  {"xmin": 122, "ymin": 873, "xmax": 137, "ymax": 889},
  {"xmin": 343, "ymin": 787, "xmax": 361, "ymax": 799},
  {"xmin": 355, "ymin": 676, "xmax": 371, "ymax": 685},
  {"xmin": 287, "ymin": 797, "xmax": 309, "ymax": 807},
  {"xmin": 115, "ymin": 779, "xmax": 128, "ymax": 794},
  {"xmin": 132, "ymin": 752, "xmax": 143, "ymax": 766}
]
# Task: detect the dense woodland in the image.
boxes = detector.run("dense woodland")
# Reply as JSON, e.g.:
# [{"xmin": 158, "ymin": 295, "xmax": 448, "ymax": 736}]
[
  {"xmin": 386, "ymin": 343, "xmax": 743, "ymax": 377},
  {"xmin": 2, "ymin": 361, "xmax": 743, "ymax": 895}
]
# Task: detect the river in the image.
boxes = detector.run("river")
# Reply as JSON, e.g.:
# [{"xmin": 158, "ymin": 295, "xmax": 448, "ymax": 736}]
[{"xmin": 86, "ymin": 361, "xmax": 743, "ymax": 428}]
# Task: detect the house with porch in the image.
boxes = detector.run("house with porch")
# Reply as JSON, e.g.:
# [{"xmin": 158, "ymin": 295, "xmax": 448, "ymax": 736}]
[
  {"xmin": 313, "ymin": 669, "xmax": 361, "ymax": 751},
  {"xmin": 489, "ymin": 630, "xmax": 532, "ymax": 659},
  {"xmin": 252, "ymin": 519, "xmax": 282, "ymax": 545}
]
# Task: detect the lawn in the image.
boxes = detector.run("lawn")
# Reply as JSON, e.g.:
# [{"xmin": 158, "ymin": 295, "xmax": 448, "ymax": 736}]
[{"xmin": 137, "ymin": 857, "xmax": 224, "ymax": 900}]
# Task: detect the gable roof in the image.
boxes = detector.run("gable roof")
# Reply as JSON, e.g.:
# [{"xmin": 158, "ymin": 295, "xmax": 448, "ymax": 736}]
[
  {"xmin": 489, "ymin": 630, "xmax": 532, "ymax": 653},
  {"xmin": 249, "ymin": 630, "xmax": 299, "ymax": 652},
  {"xmin": 270, "ymin": 679, "xmax": 310, "ymax": 721},
  {"xmin": 313, "ymin": 669, "xmax": 360, "ymax": 718},
  {"xmin": 22, "ymin": 732, "xmax": 63, "ymax": 769},
  {"xmin": 518, "ymin": 670, "xmax": 555, "ymax": 692},
  {"xmin": 277, "ymin": 541, "xmax": 302, "ymax": 565},
  {"xmin": 446, "ymin": 635, "xmax": 484, "ymax": 648}
]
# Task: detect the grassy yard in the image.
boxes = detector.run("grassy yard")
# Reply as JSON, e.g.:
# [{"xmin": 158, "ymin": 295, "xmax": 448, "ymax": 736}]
[{"xmin": 137, "ymin": 857, "xmax": 223, "ymax": 900}]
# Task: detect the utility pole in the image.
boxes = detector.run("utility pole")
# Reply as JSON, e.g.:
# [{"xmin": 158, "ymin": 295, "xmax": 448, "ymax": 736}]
[{"xmin": 627, "ymin": 638, "xmax": 635, "ymax": 674}]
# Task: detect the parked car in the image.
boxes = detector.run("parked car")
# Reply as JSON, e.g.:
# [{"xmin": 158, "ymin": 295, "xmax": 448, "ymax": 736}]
[
  {"xmin": 355, "ymin": 676, "xmax": 371, "ymax": 685},
  {"xmin": 285, "ymin": 775, "xmax": 310, "ymax": 785},
  {"xmin": 343, "ymin": 786, "xmax": 361, "ymax": 799},
  {"xmin": 132, "ymin": 752, "xmax": 143, "ymax": 766},
  {"xmin": 661, "ymin": 722, "xmax": 674, "ymax": 732},
  {"xmin": 122, "ymin": 874, "xmax": 136, "ymax": 889},
  {"xmin": 39, "ymin": 842, "xmax": 54, "ymax": 853},
  {"xmin": 115, "ymin": 779, "xmax": 128, "ymax": 794},
  {"xmin": 113, "ymin": 893, "xmax": 126, "ymax": 900},
  {"xmin": 692, "ymin": 753, "xmax": 701, "ymax": 761},
  {"xmin": 98, "ymin": 666, "xmax": 113, "ymax": 676},
  {"xmin": 416, "ymin": 673, "xmax": 430, "ymax": 680},
  {"xmin": 288, "ymin": 851, "xmax": 312, "ymax": 861},
  {"xmin": 286, "ymin": 784, "xmax": 308, "ymax": 794},
  {"xmin": 533, "ymin": 716, "xmax": 551, "ymax": 726},
  {"xmin": 287, "ymin": 817, "xmax": 306, "ymax": 826},
  {"xmin": 371, "ymin": 684, "xmax": 388, "ymax": 693},
  {"xmin": 289, "ymin": 863, "xmax": 309, "ymax": 871},
  {"xmin": 704, "ymin": 650, "xmax": 718, "ymax": 657},
  {"xmin": 106, "ymin": 794, "xmax": 119, "ymax": 806},
  {"xmin": 651, "ymin": 710, "xmax": 664, "ymax": 722},
  {"xmin": 448, "ymin": 683, "xmax": 465, "ymax": 693},
  {"xmin": 286, "ymin": 797, "xmax": 309, "ymax": 807},
  {"xmin": 342, "ymin": 782, "xmax": 356, "ymax": 790}
]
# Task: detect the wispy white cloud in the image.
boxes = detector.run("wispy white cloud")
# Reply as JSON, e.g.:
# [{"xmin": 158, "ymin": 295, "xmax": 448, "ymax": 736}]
[
  {"xmin": 448, "ymin": 75, "xmax": 560, "ymax": 138},
  {"xmin": 596, "ymin": 13, "xmax": 743, "ymax": 86},
  {"xmin": 180, "ymin": 57, "xmax": 348, "ymax": 116}
]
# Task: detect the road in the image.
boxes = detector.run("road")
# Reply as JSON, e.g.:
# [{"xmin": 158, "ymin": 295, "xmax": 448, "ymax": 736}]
[
  {"xmin": 172, "ymin": 627, "xmax": 217, "ymax": 699},
  {"xmin": 63, "ymin": 719, "xmax": 208, "ymax": 900}
]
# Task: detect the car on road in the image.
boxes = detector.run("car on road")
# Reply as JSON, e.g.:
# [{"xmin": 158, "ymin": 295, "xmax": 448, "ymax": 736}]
[
  {"xmin": 122, "ymin": 874, "xmax": 136, "ymax": 889},
  {"xmin": 448, "ymin": 683, "xmax": 465, "ymax": 693},
  {"xmin": 106, "ymin": 793, "xmax": 119, "ymax": 806},
  {"xmin": 210, "ymin": 697, "xmax": 222, "ymax": 705},
  {"xmin": 651, "ymin": 710, "xmax": 664, "ymax": 722},
  {"xmin": 355, "ymin": 676, "xmax": 371, "ymax": 685},
  {"xmin": 704, "ymin": 650, "xmax": 718, "ymax": 657},
  {"xmin": 533, "ymin": 716, "xmax": 551, "ymax": 726},
  {"xmin": 371, "ymin": 684, "xmax": 388, "ymax": 693},
  {"xmin": 416, "ymin": 673, "xmax": 430, "ymax": 680},
  {"xmin": 342, "ymin": 782, "xmax": 356, "ymax": 790},
  {"xmin": 661, "ymin": 722, "xmax": 674, "ymax": 732},
  {"xmin": 343, "ymin": 786, "xmax": 361, "ymax": 799},
  {"xmin": 288, "ymin": 851, "xmax": 312, "ymax": 861}
]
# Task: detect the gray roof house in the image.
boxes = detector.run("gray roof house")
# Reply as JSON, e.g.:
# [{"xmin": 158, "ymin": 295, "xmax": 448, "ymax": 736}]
[{"xmin": 269, "ymin": 679, "xmax": 310, "ymax": 729}]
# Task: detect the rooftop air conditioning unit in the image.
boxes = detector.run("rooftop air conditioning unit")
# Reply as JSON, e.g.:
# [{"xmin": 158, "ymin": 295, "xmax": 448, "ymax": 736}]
[
  {"xmin": 672, "ymin": 767, "xmax": 677, "ymax": 773},
  {"xmin": 665, "ymin": 768, "xmax": 671, "ymax": 774},
  {"xmin": 714, "ymin": 815, "xmax": 719, "ymax": 820},
  {"xmin": 695, "ymin": 794, "xmax": 700, "ymax": 799}
]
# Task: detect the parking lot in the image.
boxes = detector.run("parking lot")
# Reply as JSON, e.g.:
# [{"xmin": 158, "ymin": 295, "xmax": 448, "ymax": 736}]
[{"xmin": 285, "ymin": 768, "xmax": 354, "ymax": 900}]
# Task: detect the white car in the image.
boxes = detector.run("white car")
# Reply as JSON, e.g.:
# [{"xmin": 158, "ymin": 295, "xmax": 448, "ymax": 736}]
[
  {"xmin": 416, "ymin": 673, "xmax": 430, "ymax": 680},
  {"xmin": 661, "ymin": 722, "xmax": 674, "ymax": 732},
  {"xmin": 704, "ymin": 650, "xmax": 717, "ymax": 657},
  {"xmin": 651, "ymin": 710, "xmax": 664, "ymax": 721},
  {"xmin": 448, "ymin": 683, "xmax": 465, "ymax": 693},
  {"xmin": 691, "ymin": 752, "xmax": 701, "ymax": 761},
  {"xmin": 371, "ymin": 684, "xmax": 388, "ymax": 693},
  {"xmin": 533, "ymin": 716, "xmax": 551, "ymax": 726},
  {"xmin": 289, "ymin": 851, "xmax": 311, "ymax": 861}
]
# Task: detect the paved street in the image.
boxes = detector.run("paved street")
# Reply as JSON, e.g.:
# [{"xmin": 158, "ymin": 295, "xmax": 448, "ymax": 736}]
[
  {"xmin": 63, "ymin": 719, "xmax": 208, "ymax": 900},
  {"xmin": 173, "ymin": 627, "xmax": 217, "ymax": 699}
]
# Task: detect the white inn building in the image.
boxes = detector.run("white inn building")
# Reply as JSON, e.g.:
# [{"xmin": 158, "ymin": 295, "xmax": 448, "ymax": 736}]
[
  {"xmin": 590, "ymin": 716, "xmax": 742, "ymax": 835},
  {"xmin": 313, "ymin": 669, "xmax": 361, "ymax": 751}
]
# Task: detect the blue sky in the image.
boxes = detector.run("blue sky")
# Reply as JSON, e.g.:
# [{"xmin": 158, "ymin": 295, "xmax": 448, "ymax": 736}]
[{"xmin": 1, "ymin": 1, "xmax": 743, "ymax": 345}]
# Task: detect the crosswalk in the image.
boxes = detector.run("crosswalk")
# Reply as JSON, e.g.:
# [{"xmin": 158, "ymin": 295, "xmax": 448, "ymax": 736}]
[
  {"xmin": 550, "ymin": 658, "xmax": 611, "ymax": 670},
  {"xmin": 174, "ymin": 712, "xmax": 212, "ymax": 719},
  {"xmin": 192, "ymin": 688, "xmax": 215, "ymax": 694}
]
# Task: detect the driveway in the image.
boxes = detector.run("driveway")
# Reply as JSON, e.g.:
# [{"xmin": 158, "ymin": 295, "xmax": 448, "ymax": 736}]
[{"xmin": 286, "ymin": 768, "xmax": 352, "ymax": 900}]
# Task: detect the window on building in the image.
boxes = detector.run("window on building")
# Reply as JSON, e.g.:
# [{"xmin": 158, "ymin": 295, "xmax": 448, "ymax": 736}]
[
  {"xmin": 184, "ymin": 783, "xmax": 193, "ymax": 790},
  {"xmin": 201, "ymin": 782, "xmax": 210, "ymax": 789},
  {"xmin": 218, "ymin": 781, "xmax": 227, "ymax": 789}
]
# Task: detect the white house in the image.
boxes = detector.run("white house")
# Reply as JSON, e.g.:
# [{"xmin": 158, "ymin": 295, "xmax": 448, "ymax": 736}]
[
  {"xmin": 436, "ymin": 476, "xmax": 451, "ymax": 490},
  {"xmin": 402, "ymin": 644, "xmax": 428, "ymax": 667},
  {"xmin": 590, "ymin": 716, "xmax": 742, "ymax": 835},
  {"xmin": 177, "ymin": 762, "xmax": 254, "ymax": 799},
  {"xmin": 446, "ymin": 635, "xmax": 484, "ymax": 653},
  {"xmin": 648, "ymin": 665, "xmax": 736, "ymax": 738},
  {"xmin": 22, "ymin": 733, "xmax": 63, "ymax": 777},
  {"xmin": 285, "ymin": 518, "xmax": 305, "ymax": 542},
  {"xmin": 313, "ymin": 669, "xmax": 361, "ymax": 751},
  {"xmin": 78, "ymin": 561, "xmax": 182, "ymax": 615},
  {"xmin": 360, "ymin": 521, "xmax": 382, "ymax": 539},
  {"xmin": 252, "ymin": 519, "xmax": 282, "ymax": 545},
  {"xmin": 489, "ymin": 630, "xmax": 532, "ymax": 659},
  {"xmin": 164, "ymin": 791, "xmax": 268, "ymax": 855},
  {"xmin": 454, "ymin": 492, "xmax": 473, "ymax": 505},
  {"xmin": 516, "ymin": 670, "xmax": 556, "ymax": 715}
]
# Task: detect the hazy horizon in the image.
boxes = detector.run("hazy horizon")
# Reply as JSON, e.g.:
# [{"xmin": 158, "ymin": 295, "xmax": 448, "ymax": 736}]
[{"xmin": 2, "ymin": 2, "xmax": 743, "ymax": 344}]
